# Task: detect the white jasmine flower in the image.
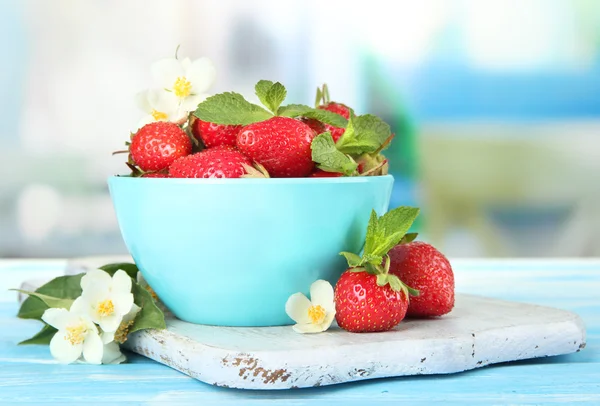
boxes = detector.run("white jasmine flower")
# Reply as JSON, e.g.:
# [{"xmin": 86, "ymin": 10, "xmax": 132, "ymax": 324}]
[
  {"xmin": 285, "ymin": 280, "xmax": 336, "ymax": 334},
  {"xmin": 74, "ymin": 269, "xmax": 135, "ymax": 335},
  {"xmin": 151, "ymin": 56, "xmax": 216, "ymax": 113},
  {"xmin": 135, "ymin": 89, "xmax": 185, "ymax": 130},
  {"xmin": 42, "ymin": 308, "xmax": 103, "ymax": 364},
  {"xmin": 101, "ymin": 341, "xmax": 127, "ymax": 365}
]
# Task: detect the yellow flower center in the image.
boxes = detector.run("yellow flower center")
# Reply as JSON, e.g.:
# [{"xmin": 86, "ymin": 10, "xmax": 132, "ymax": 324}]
[
  {"xmin": 173, "ymin": 76, "xmax": 192, "ymax": 98},
  {"xmin": 65, "ymin": 325, "xmax": 87, "ymax": 345},
  {"xmin": 307, "ymin": 305, "xmax": 326, "ymax": 324},
  {"xmin": 97, "ymin": 299, "xmax": 115, "ymax": 317},
  {"xmin": 151, "ymin": 109, "xmax": 168, "ymax": 121}
]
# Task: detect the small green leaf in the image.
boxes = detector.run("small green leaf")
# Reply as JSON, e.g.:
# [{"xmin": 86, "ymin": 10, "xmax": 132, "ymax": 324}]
[
  {"xmin": 386, "ymin": 274, "xmax": 403, "ymax": 292},
  {"xmin": 340, "ymin": 252, "xmax": 362, "ymax": 267},
  {"xmin": 349, "ymin": 267, "xmax": 366, "ymax": 273},
  {"xmin": 129, "ymin": 282, "xmax": 166, "ymax": 335},
  {"xmin": 99, "ymin": 262, "xmax": 139, "ymax": 279},
  {"xmin": 376, "ymin": 273, "xmax": 388, "ymax": 287},
  {"xmin": 266, "ymin": 82, "xmax": 287, "ymax": 114},
  {"xmin": 19, "ymin": 324, "xmax": 57, "ymax": 345},
  {"xmin": 12, "ymin": 290, "xmax": 74, "ymax": 310},
  {"xmin": 400, "ymin": 232, "xmax": 418, "ymax": 244},
  {"xmin": 255, "ymin": 80, "xmax": 274, "ymax": 107},
  {"xmin": 18, "ymin": 274, "xmax": 84, "ymax": 321},
  {"xmin": 194, "ymin": 92, "xmax": 273, "ymax": 125},
  {"xmin": 336, "ymin": 114, "xmax": 391, "ymax": 155},
  {"xmin": 278, "ymin": 104, "xmax": 348, "ymax": 127},
  {"xmin": 311, "ymin": 132, "xmax": 358, "ymax": 175},
  {"xmin": 363, "ymin": 207, "xmax": 420, "ymax": 259}
]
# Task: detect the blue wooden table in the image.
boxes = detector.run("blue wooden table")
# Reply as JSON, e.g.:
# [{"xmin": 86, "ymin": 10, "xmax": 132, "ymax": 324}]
[{"xmin": 1, "ymin": 259, "xmax": 599, "ymax": 404}]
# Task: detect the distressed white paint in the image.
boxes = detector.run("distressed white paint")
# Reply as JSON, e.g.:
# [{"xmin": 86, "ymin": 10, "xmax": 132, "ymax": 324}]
[{"xmin": 122, "ymin": 294, "xmax": 586, "ymax": 389}]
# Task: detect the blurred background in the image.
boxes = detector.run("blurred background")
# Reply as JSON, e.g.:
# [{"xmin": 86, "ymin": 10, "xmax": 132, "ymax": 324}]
[{"xmin": 1, "ymin": 0, "xmax": 599, "ymax": 258}]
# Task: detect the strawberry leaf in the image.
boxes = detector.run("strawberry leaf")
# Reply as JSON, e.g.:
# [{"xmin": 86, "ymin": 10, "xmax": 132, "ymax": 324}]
[
  {"xmin": 255, "ymin": 80, "xmax": 287, "ymax": 115},
  {"xmin": 311, "ymin": 132, "xmax": 358, "ymax": 175},
  {"xmin": 400, "ymin": 232, "xmax": 418, "ymax": 244},
  {"xmin": 340, "ymin": 252, "xmax": 362, "ymax": 267},
  {"xmin": 194, "ymin": 92, "xmax": 273, "ymax": 125},
  {"xmin": 278, "ymin": 104, "xmax": 348, "ymax": 127},
  {"xmin": 364, "ymin": 207, "xmax": 420, "ymax": 258},
  {"xmin": 336, "ymin": 114, "xmax": 391, "ymax": 155}
]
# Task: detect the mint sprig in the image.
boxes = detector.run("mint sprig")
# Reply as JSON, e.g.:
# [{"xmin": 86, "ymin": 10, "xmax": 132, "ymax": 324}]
[
  {"xmin": 310, "ymin": 132, "xmax": 358, "ymax": 175},
  {"xmin": 336, "ymin": 114, "xmax": 391, "ymax": 155},
  {"xmin": 194, "ymin": 92, "xmax": 273, "ymax": 125},
  {"xmin": 255, "ymin": 80, "xmax": 287, "ymax": 115},
  {"xmin": 340, "ymin": 207, "xmax": 420, "ymax": 296},
  {"xmin": 278, "ymin": 104, "xmax": 348, "ymax": 127}
]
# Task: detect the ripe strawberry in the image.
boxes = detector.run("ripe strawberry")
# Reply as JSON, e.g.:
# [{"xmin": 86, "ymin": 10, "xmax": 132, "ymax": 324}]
[
  {"xmin": 318, "ymin": 102, "xmax": 350, "ymax": 142},
  {"xmin": 130, "ymin": 122, "xmax": 192, "ymax": 172},
  {"xmin": 388, "ymin": 242, "xmax": 455, "ymax": 317},
  {"xmin": 141, "ymin": 172, "xmax": 168, "ymax": 178},
  {"xmin": 310, "ymin": 169, "xmax": 342, "ymax": 178},
  {"xmin": 236, "ymin": 116, "xmax": 316, "ymax": 177},
  {"xmin": 169, "ymin": 145, "xmax": 252, "ymax": 178},
  {"xmin": 298, "ymin": 117, "xmax": 325, "ymax": 135},
  {"xmin": 192, "ymin": 119, "xmax": 241, "ymax": 148},
  {"xmin": 335, "ymin": 270, "xmax": 408, "ymax": 333}
]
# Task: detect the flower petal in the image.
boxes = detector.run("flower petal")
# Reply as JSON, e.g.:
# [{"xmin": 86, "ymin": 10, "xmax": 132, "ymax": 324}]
[
  {"xmin": 285, "ymin": 293, "xmax": 311, "ymax": 324},
  {"xmin": 81, "ymin": 269, "xmax": 112, "ymax": 293},
  {"xmin": 69, "ymin": 296, "xmax": 91, "ymax": 318},
  {"xmin": 41, "ymin": 308, "xmax": 71, "ymax": 330},
  {"xmin": 179, "ymin": 93, "xmax": 206, "ymax": 113},
  {"xmin": 292, "ymin": 322, "xmax": 327, "ymax": 334},
  {"xmin": 148, "ymin": 89, "xmax": 180, "ymax": 116},
  {"xmin": 135, "ymin": 90, "xmax": 152, "ymax": 113},
  {"xmin": 98, "ymin": 314, "xmax": 122, "ymax": 333},
  {"xmin": 49, "ymin": 331, "xmax": 82, "ymax": 364},
  {"xmin": 112, "ymin": 292, "xmax": 134, "ymax": 317},
  {"xmin": 310, "ymin": 280, "xmax": 335, "ymax": 313},
  {"xmin": 181, "ymin": 57, "xmax": 192, "ymax": 71},
  {"xmin": 101, "ymin": 330, "xmax": 115, "ymax": 344},
  {"xmin": 112, "ymin": 270, "xmax": 132, "ymax": 295},
  {"xmin": 186, "ymin": 57, "xmax": 216, "ymax": 93},
  {"xmin": 122, "ymin": 303, "xmax": 141, "ymax": 324},
  {"xmin": 319, "ymin": 311, "xmax": 336, "ymax": 331},
  {"xmin": 102, "ymin": 342, "xmax": 126, "ymax": 364},
  {"xmin": 82, "ymin": 331, "xmax": 103, "ymax": 364},
  {"xmin": 151, "ymin": 58, "xmax": 184, "ymax": 90}
]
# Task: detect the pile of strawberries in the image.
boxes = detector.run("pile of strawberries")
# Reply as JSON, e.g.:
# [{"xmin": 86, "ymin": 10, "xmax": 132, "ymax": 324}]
[
  {"xmin": 333, "ymin": 207, "xmax": 455, "ymax": 333},
  {"xmin": 120, "ymin": 82, "xmax": 392, "ymax": 179}
]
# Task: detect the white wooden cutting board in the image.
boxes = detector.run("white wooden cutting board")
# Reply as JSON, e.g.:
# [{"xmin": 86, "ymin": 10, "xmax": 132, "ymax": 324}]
[
  {"xmin": 122, "ymin": 294, "xmax": 585, "ymax": 389},
  {"xmin": 22, "ymin": 257, "xmax": 586, "ymax": 390}
]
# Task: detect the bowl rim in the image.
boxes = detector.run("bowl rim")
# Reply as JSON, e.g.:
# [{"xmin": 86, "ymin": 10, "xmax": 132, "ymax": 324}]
[{"xmin": 108, "ymin": 174, "xmax": 394, "ymax": 185}]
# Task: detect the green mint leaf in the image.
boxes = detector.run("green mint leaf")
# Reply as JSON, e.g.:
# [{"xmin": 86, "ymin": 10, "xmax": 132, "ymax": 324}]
[
  {"xmin": 278, "ymin": 104, "xmax": 348, "ymax": 127},
  {"xmin": 194, "ymin": 92, "xmax": 273, "ymax": 125},
  {"xmin": 311, "ymin": 132, "xmax": 358, "ymax": 175},
  {"xmin": 12, "ymin": 290, "xmax": 74, "ymax": 310},
  {"xmin": 99, "ymin": 262, "xmax": 139, "ymax": 279},
  {"xmin": 363, "ymin": 210, "xmax": 380, "ymax": 260},
  {"xmin": 363, "ymin": 207, "xmax": 420, "ymax": 258},
  {"xmin": 19, "ymin": 324, "xmax": 57, "ymax": 345},
  {"xmin": 340, "ymin": 252, "xmax": 362, "ymax": 267},
  {"xmin": 400, "ymin": 232, "xmax": 418, "ymax": 244},
  {"xmin": 17, "ymin": 274, "xmax": 84, "ymax": 320},
  {"xmin": 255, "ymin": 80, "xmax": 287, "ymax": 114},
  {"xmin": 336, "ymin": 114, "xmax": 391, "ymax": 155},
  {"xmin": 255, "ymin": 80, "xmax": 274, "ymax": 106},
  {"xmin": 129, "ymin": 281, "xmax": 166, "ymax": 335},
  {"xmin": 266, "ymin": 82, "xmax": 287, "ymax": 114}
]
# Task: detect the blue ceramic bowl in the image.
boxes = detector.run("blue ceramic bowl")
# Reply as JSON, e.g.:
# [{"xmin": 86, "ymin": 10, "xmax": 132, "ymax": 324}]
[{"xmin": 108, "ymin": 175, "xmax": 394, "ymax": 326}]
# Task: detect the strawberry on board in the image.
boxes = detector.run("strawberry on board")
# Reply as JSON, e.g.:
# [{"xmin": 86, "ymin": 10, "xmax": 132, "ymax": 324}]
[
  {"xmin": 129, "ymin": 121, "xmax": 192, "ymax": 172},
  {"xmin": 315, "ymin": 84, "xmax": 351, "ymax": 142},
  {"xmin": 169, "ymin": 145, "xmax": 257, "ymax": 179},
  {"xmin": 335, "ymin": 207, "xmax": 421, "ymax": 333},
  {"xmin": 388, "ymin": 241, "xmax": 455, "ymax": 317}
]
